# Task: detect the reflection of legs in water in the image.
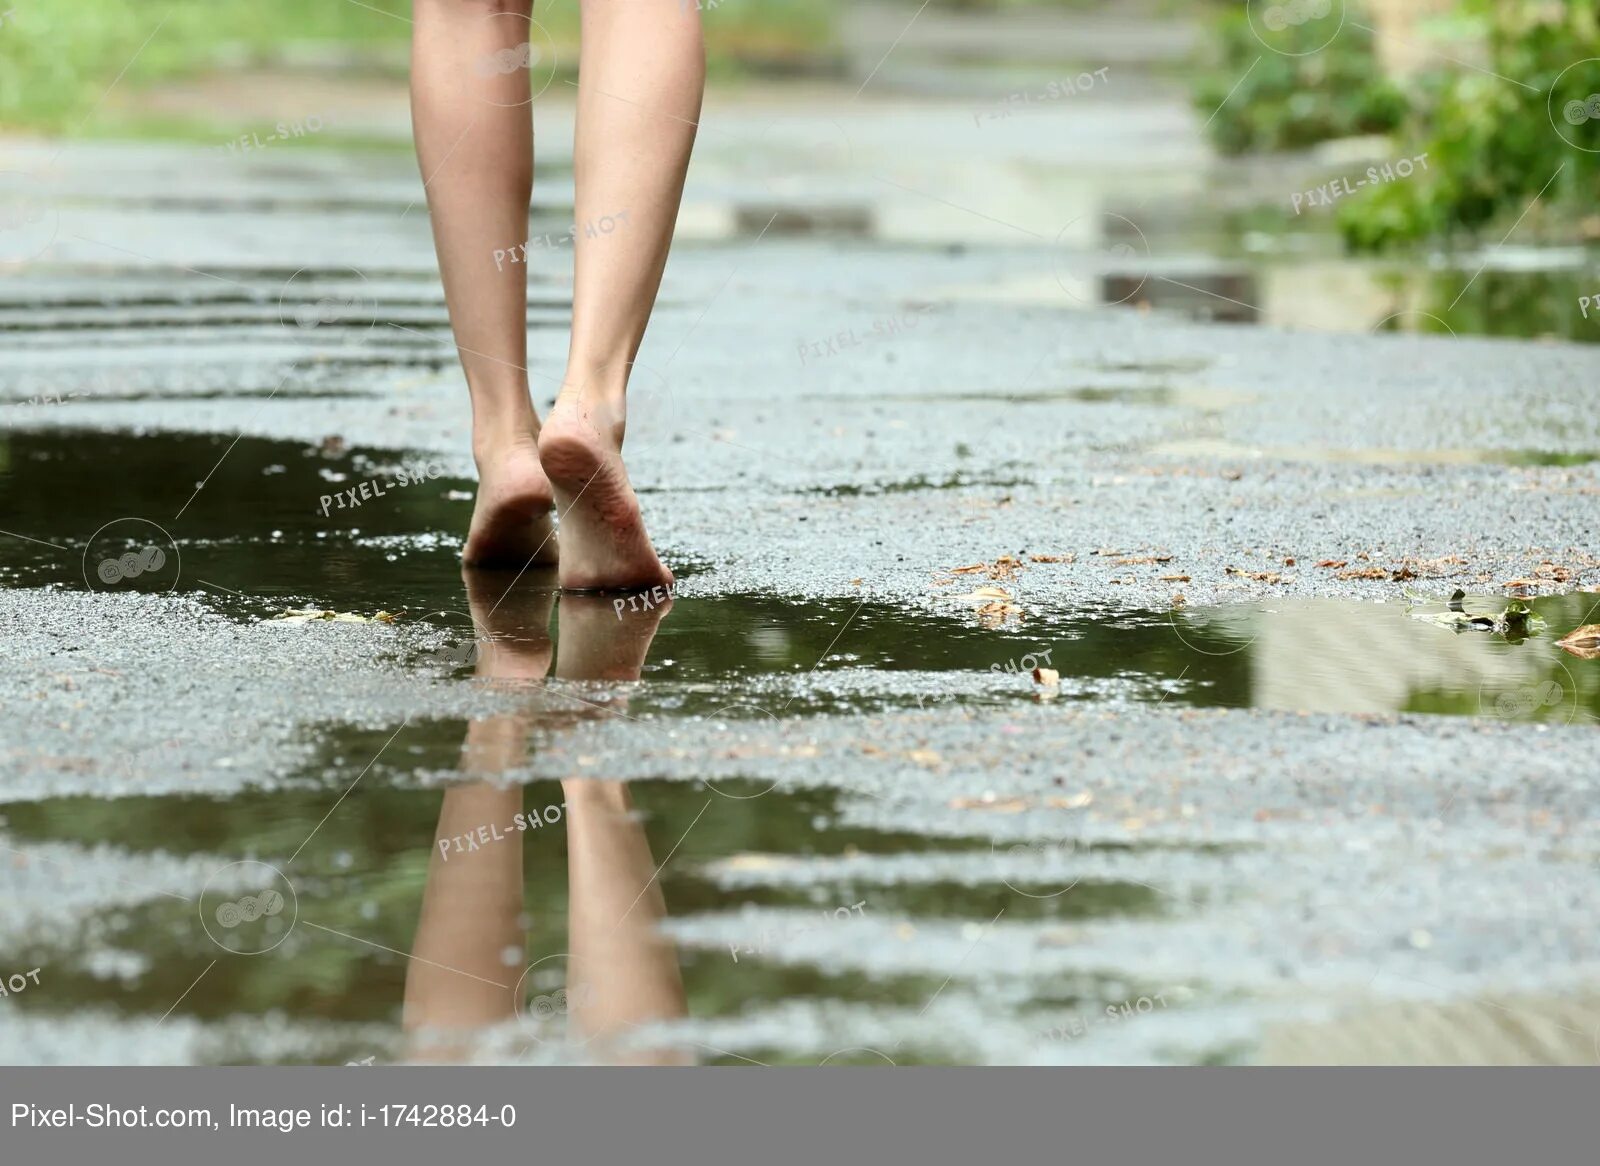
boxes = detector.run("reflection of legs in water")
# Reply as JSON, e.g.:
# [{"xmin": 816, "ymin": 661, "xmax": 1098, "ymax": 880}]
[
  {"xmin": 556, "ymin": 596, "xmax": 690, "ymax": 1063},
  {"xmin": 402, "ymin": 571, "xmax": 555, "ymax": 1061}
]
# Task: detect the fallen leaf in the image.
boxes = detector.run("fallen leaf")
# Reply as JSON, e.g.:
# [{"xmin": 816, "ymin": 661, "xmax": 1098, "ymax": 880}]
[
  {"xmin": 1556, "ymin": 624, "xmax": 1600, "ymax": 660},
  {"xmin": 1161, "ymin": 573, "xmax": 1191, "ymax": 582},
  {"xmin": 272, "ymin": 608, "xmax": 394, "ymax": 624},
  {"xmin": 1408, "ymin": 594, "xmax": 1545, "ymax": 637},
  {"xmin": 953, "ymin": 586, "xmax": 1012, "ymax": 603},
  {"xmin": 722, "ymin": 853, "xmax": 797, "ymax": 872},
  {"xmin": 1316, "ymin": 560, "xmax": 1348, "ymax": 569},
  {"xmin": 1029, "ymin": 554, "xmax": 1075, "ymax": 564},
  {"xmin": 1254, "ymin": 808, "xmax": 1307, "ymax": 822},
  {"xmin": 949, "ymin": 795, "xmax": 1031, "ymax": 812},
  {"xmin": 1225, "ymin": 567, "xmax": 1286, "ymax": 584},
  {"xmin": 1046, "ymin": 792, "xmax": 1093, "ymax": 809},
  {"xmin": 1337, "ymin": 567, "xmax": 1389, "ymax": 580},
  {"xmin": 1112, "ymin": 554, "xmax": 1174, "ymax": 566},
  {"xmin": 976, "ymin": 601, "xmax": 1023, "ymax": 624}
]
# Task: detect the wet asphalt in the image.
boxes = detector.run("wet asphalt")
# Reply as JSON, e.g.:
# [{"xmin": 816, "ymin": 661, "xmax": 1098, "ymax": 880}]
[{"xmin": 2, "ymin": 138, "xmax": 1599, "ymax": 1065}]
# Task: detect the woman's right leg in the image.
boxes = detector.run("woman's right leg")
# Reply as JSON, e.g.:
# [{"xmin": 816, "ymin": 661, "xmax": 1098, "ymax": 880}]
[
  {"xmin": 411, "ymin": 0, "xmax": 556, "ymax": 567},
  {"xmin": 537, "ymin": 0, "xmax": 704, "ymax": 592}
]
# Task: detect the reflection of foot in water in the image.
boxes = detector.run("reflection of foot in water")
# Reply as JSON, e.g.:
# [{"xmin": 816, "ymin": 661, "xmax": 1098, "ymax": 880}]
[
  {"xmin": 402, "ymin": 581, "xmax": 688, "ymax": 1063},
  {"xmin": 554, "ymin": 594, "xmax": 690, "ymax": 1063},
  {"xmin": 401, "ymin": 569, "xmax": 554, "ymax": 1062},
  {"xmin": 461, "ymin": 565, "xmax": 558, "ymax": 686}
]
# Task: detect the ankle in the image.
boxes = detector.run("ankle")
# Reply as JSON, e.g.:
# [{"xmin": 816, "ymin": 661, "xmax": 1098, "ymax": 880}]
[
  {"xmin": 472, "ymin": 428, "xmax": 540, "ymax": 469},
  {"xmin": 553, "ymin": 367, "xmax": 628, "ymax": 443}
]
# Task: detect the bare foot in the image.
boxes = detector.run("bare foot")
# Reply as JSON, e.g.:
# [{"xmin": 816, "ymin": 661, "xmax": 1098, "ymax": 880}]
[
  {"xmin": 463, "ymin": 436, "xmax": 559, "ymax": 568},
  {"xmin": 538, "ymin": 391, "xmax": 672, "ymax": 592}
]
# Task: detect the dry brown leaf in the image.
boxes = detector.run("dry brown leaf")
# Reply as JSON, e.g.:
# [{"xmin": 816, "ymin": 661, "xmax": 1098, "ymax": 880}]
[
  {"xmin": 953, "ymin": 586, "xmax": 1012, "ymax": 603},
  {"xmin": 1162, "ymin": 573, "xmax": 1191, "ymax": 582},
  {"xmin": 1046, "ymin": 792, "xmax": 1094, "ymax": 809},
  {"xmin": 976, "ymin": 601, "xmax": 1023, "ymax": 624},
  {"xmin": 1112, "ymin": 554, "xmax": 1174, "ymax": 566},
  {"xmin": 948, "ymin": 796, "xmax": 1031, "ymax": 813},
  {"xmin": 1556, "ymin": 624, "xmax": 1600, "ymax": 660},
  {"xmin": 1029, "ymin": 554, "xmax": 1075, "ymax": 564},
  {"xmin": 723, "ymin": 853, "xmax": 797, "ymax": 872},
  {"xmin": 1316, "ymin": 560, "xmax": 1348, "ymax": 569},
  {"xmin": 1225, "ymin": 567, "xmax": 1286, "ymax": 584},
  {"xmin": 1337, "ymin": 567, "xmax": 1389, "ymax": 580},
  {"xmin": 949, "ymin": 563, "xmax": 988, "ymax": 575}
]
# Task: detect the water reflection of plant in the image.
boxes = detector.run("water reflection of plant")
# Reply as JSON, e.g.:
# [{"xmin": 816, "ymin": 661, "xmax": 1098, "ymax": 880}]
[
  {"xmin": 1368, "ymin": 266, "xmax": 1600, "ymax": 344},
  {"xmin": 1338, "ymin": 0, "xmax": 1600, "ymax": 251}
]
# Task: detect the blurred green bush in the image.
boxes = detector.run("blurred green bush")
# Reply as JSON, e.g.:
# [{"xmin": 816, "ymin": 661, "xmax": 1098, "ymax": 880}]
[
  {"xmin": 0, "ymin": 0, "xmax": 838, "ymax": 133},
  {"xmin": 1336, "ymin": 0, "xmax": 1600, "ymax": 251},
  {"xmin": 1192, "ymin": 4, "xmax": 1406, "ymax": 155}
]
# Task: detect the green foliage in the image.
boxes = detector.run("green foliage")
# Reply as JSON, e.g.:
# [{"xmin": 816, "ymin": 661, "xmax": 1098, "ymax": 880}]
[
  {"xmin": 0, "ymin": 2, "xmax": 412, "ymax": 131},
  {"xmin": 0, "ymin": 1, "xmax": 840, "ymax": 134},
  {"xmin": 1337, "ymin": 1, "xmax": 1600, "ymax": 251},
  {"xmin": 1193, "ymin": 6, "xmax": 1406, "ymax": 155}
]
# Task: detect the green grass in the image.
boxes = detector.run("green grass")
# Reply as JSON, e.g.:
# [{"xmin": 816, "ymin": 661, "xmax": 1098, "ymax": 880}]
[{"xmin": 0, "ymin": 0, "xmax": 840, "ymax": 136}]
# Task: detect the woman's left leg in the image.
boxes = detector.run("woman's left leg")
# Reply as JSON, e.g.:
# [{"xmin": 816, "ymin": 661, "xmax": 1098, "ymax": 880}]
[{"xmin": 410, "ymin": 0, "xmax": 556, "ymax": 566}]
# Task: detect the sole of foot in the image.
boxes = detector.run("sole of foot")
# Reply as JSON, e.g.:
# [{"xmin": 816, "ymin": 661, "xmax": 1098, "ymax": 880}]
[
  {"xmin": 462, "ymin": 440, "xmax": 560, "ymax": 569},
  {"xmin": 538, "ymin": 397, "xmax": 672, "ymax": 593}
]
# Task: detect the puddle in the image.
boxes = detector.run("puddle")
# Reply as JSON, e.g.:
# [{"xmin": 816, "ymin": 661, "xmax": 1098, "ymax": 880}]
[
  {"xmin": 1146, "ymin": 438, "xmax": 1600, "ymax": 468},
  {"xmin": 852, "ymin": 385, "xmax": 1256, "ymax": 409},
  {"xmin": 2, "ymin": 428, "xmax": 1598, "ymax": 1064},
  {"xmin": 2, "ymin": 429, "xmax": 1597, "ymax": 726}
]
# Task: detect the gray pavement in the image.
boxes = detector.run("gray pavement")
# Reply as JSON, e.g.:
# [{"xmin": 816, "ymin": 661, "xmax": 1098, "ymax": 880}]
[{"xmin": 2, "ymin": 79, "xmax": 1599, "ymax": 1064}]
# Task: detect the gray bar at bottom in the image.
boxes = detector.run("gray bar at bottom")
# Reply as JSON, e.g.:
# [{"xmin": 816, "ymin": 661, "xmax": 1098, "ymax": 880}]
[{"xmin": 1, "ymin": 1067, "xmax": 1595, "ymax": 1165}]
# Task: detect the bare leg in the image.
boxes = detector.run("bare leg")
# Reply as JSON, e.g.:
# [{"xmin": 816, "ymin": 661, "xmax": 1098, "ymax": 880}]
[
  {"xmin": 402, "ymin": 570, "xmax": 554, "ymax": 1061},
  {"xmin": 557, "ymin": 595, "xmax": 690, "ymax": 1063},
  {"xmin": 411, "ymin": 0, "xmax": 557, "ymax": 567},
  {"xmin": 538, "ymin": 0, "xmax": 704, "ymax": 591}
]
